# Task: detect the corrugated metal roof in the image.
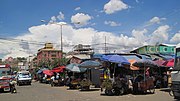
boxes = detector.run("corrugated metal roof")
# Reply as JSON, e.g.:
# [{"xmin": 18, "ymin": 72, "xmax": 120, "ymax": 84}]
[{"xmin": 72, "ymin": 54, "xmax": 91, "ymax": 59}]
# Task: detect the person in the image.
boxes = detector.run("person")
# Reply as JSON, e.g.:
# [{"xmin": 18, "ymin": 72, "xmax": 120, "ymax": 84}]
[
  {"xmin": 145, "ymin": 67, "xmax": 150, "ymax": 77},
  {"xmin": 10, "ymin": 80, "xmax": 17, "ymax": 93},
  {"xmin": 163, "ymin": 73, "xmax": 168, "ymax": 88},
  {"xmin": 56, "ymin": 73, "xmax": 60, "ymax": 80},
  {"xmin": 51, "ymin": 75, "xmax": 55, "ymax": 81}
]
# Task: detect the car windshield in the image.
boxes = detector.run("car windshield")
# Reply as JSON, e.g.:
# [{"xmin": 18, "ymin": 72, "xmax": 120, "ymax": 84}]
[{"xmin": 18, "ymin": 73, "xmax": 31, "ymax": 78}]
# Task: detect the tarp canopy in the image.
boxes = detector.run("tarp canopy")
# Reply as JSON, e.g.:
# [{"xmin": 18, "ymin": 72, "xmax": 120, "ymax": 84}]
[
  {"xmin": 108, "ymin": 55, "xmax": 130, "ymax": 65},
  {"xmin": 66, "ymin": 63, "xmax": 87, "ymax": 73},
  {"xmin": 51, "ymin": 66, "xmax": 65, "ymax": 73},
  {"xmin": 133, "ymin": 59, "xmax": 158, "ymax": 68},
  {"xmin": 128, "ymin": 59, "xmax": 139, "ymax": 70},
  {"xmin": 153, "ymin": 59, "xmax": 166, "ymax": 67},
  {"xmin": 162, "ymin": 59, "xmax": 174, "ymax": 67},
  {"xmin": 79, "ymin": 60, "xmax": 102, "ymax": 68},
  {"xmin": 101, "ymin": 54, "xmax": 130, "ymax": 65},
  {"xmin": 43, "ymin": 70, "xmax": 54, "ymax": 76}
]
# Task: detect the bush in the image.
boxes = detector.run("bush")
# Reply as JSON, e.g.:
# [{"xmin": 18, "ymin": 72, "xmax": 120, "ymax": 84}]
[
  {"xmin": 101, "ymin": 79, "xmax": 113, "ymax": 90},
  {"xmin": 79, "ymin": 79, "xmax": 92, "ymax": 87}
]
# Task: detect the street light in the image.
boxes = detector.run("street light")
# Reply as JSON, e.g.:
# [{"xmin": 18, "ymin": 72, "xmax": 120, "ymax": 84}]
[{"xmin": 41, "ymin": 20, "xmax": 67, "ymax": 57}]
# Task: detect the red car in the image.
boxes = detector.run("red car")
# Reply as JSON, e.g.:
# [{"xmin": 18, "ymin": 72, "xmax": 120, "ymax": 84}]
[{"xmin": 0, "ymin": 77, "xmax": 11, "ymax": 92}]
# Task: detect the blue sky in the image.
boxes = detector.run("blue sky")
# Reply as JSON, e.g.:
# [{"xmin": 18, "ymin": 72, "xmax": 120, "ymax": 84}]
[{"xmin": 0, "ymin": 0, "xmax": 180, "ymax": 59}]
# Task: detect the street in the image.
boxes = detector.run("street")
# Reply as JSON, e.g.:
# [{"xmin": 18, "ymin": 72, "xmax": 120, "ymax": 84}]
[{"xmin": 0, "ymin": 81, "xmax": 176, "ymax": 101}]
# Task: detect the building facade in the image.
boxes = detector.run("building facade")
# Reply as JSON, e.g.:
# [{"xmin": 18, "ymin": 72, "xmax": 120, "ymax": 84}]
[
  {"xmin": 131, "ymin": 44, "xmax": 175, "ymax": 55},
  {"xmin": 37, "ymin": 43, "xmax": 62, "ymax": 66}
]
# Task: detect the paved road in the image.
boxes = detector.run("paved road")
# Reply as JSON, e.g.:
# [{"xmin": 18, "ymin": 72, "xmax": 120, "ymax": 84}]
[{"xmin": 0, "ymin": 82, "xmax": 176, "ymax": 101}]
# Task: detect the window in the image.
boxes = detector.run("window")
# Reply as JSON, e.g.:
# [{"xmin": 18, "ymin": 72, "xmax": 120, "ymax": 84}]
[{"xmin": 163, "ymin": 47, "xmax": 167, "ymax": 51}]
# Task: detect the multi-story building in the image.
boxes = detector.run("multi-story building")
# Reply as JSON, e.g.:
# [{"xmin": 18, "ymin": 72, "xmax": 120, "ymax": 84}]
[
  {"xmin": 72, "ymin": 44, "xmax": 94, "ymax": 55},
  {"xmin": 37, "ymin": 43, "xmax": 62, "ymax": 66},
  {"xmin": 65, "ymin": 44, "xmax": 93, "ymax": 64}
]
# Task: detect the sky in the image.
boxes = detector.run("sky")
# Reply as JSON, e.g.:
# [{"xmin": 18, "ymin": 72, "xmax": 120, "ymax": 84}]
[{"xmin": 0, "ymin": 0, "xmax": 180, "ymax": 59}]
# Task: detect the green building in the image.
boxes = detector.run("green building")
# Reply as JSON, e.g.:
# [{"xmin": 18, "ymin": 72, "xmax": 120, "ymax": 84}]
[{"xmin": 131, "ymin": 44, "xmax": 175, "ymax": 55}]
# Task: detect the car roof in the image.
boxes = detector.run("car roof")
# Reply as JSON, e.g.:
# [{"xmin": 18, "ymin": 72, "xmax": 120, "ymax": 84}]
[{"xmin": 17, "ymin": 71, "xmax": 30, "ymax": 74}]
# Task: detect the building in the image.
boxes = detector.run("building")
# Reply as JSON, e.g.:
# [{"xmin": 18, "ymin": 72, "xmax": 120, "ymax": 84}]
[
  {"xmin": 73, "ymin": 44, "xmax": 94, "ymax": 55},
  {"xmin": 37, "ymin": 43, "xmax": 62, "ymax": 66},
  {"xmin": 130, "ymin": 44, "xmax": 175, "ymax": 55}
]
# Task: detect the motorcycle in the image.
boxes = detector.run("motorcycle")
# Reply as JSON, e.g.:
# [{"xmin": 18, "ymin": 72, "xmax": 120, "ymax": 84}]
[{"xmin": 10, "ymin": 81, "xmax": 17, "ymax": 94}]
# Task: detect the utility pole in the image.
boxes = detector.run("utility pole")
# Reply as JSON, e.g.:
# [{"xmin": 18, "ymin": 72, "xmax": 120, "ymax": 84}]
[{"xmin": 105, "ymin": 36, "xmax": 107, "ymax": 54}]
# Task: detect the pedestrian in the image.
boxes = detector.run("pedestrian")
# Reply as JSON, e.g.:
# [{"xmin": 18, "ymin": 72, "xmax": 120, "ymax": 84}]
[{"xmin": 163, "ymin": 73, "xmax": 168, "ymax": 88}]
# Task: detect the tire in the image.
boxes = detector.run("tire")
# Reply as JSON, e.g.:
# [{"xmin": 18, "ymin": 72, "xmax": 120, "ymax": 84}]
[
  {"xmin": 105, "ymin": 89, "xmax": 113, "ymax": 96},
  {"xmin": 119, "ymin": 87, "xmax": 125, "ymax": 95},
  {"xmin": 149, "ymin": 86, "xmax": 155, "ymax": 94},
  {"xmin": 113, "ymin": 88, "xmax": 121, "ymax": 96}
]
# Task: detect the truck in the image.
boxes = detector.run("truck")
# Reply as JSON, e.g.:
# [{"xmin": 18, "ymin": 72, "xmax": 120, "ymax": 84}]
[
  {"xmin": 16, "ymin": 71, "xmax": 32, "ymax": 86},
  {"xmin": 0, "ymin": 64, "xmax": 11, "ymax": 92},
  {"xmin": 171, "ymin": 43, "xmax": 180, "ymax": 100}
]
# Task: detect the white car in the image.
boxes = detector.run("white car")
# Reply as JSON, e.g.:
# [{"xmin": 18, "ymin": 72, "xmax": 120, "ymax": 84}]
[{"xmin": 16, "ymin": 71, "xmax": 32, "ymax": 86}]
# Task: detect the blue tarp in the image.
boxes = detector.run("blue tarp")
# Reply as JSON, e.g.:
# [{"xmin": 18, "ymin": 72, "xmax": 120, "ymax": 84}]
[
  {"xmin": 108, "ymin": 55, "xmax": 130, "ymax": 65},
  {"xmin": 101, "ymin": 54, "xmax": 130, "ymax": 65}
]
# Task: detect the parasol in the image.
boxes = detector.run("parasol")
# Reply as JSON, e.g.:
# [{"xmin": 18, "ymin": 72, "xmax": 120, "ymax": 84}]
[
  {"xmin": 128, "ymin": 59, "xmax": 139, "ymax": 70},
  {"xmin": 79, "ymin": 60, "xmax": 102, "ymax": 68},
  {"xmin": 153, "ymin": 59, "xmax": 166, "ymax": 67},
  {"xmin": 108, "ymin": 55, "xmax": 130, "ymax": 65},
  {"xmin": 162, "ymin": 59, "xmax": 174, "ymax": 67},
  {"xmin": 133, "ymin": 59, "xmax": 158, "ymax": 68},
  {"xmin": 66, "ymin": 63, "xmax": 87, "ymax": 73}
]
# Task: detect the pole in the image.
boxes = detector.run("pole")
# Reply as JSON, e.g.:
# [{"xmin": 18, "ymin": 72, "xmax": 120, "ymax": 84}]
[
  {"xmin": 60, "ymin": 25, "xmax": 63, "ymax": 57},
  {"xmin": 105, "ymin": 36, "xmax": 106, "ymax": 54}
]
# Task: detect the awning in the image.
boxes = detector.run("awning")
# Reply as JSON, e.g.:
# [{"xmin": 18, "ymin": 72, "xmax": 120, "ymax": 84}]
[
  {"xmin": 162, "ymin": 59, "xmax": 174, "ymax": 67},
  {"xmin": 43, "ymin": 70, "xmax": 54, "ymax": 76},
  {"xmin": 51, "ymin": 66, "xmax": 65, "ymax": 73}
]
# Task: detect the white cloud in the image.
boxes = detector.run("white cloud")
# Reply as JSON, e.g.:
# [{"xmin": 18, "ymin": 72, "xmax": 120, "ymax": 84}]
[
  {"xmin": 104, "ymin": 0, "xmax": 129, "ymax": 14},
  {"xmin": 150, "ymin": 17, "xmax": 166, "ymax": 24},
  {"xmin": 149, "ymin": 25, "xmax": 170, "ymax": 44},
  {"xmin": 57, "ymin": 12, "xmax": 65, "ymax": 20},
  {"xmin": 0, "ymin": 23, "xmax": 140, "ymax": 59},
  {"xmin": 71, "ymin": 13, "xmax": 92, "ymax": 27},
  {"xmin": 75, "ymin": 7, "xmax": 81, "ymax": 11},
  {"xmin": 132, "ymin": 29, "xmax": 148, "ymax": 45},
  {"xmin": 49, "ymin": 16, "xmax": 57, "ymax": 23},
  {"xmin": 1, "ymin": 21, "xmax": 178, "ymax": 60},
  {"xmin": 146, "ymin": 17, "xmax": 166, "ymax": 26},
  {"xmin": 104, "ymin": 21, "xmax": 121, "ymax": 26},
  {"xmin": 170, "ymin": 31, "xmax": 180, "ymax": 43}
]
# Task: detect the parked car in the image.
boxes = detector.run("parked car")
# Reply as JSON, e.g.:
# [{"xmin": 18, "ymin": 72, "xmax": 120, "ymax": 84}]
[
  {"xmin": 0, "ymin": 77, "xmax": 11, "ymax": 92},
  {"xmin": 16, "ymin": 71, "xmax": 32, "ymax": 86}
]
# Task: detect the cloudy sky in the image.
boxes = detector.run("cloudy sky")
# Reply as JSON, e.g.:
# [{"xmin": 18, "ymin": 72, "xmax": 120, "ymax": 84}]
[{"xmin": 0, "ymin": 0, "xmax": 180, "ymax": 59}]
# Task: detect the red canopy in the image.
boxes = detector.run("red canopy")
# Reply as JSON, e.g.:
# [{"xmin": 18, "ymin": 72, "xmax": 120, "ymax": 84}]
[
  {"xmin": 153, "ymin": 60, "xmax": 166, "ymax": 67},
  {"xmin": 162, "ymin": 59, "xmax": 174, "ymax": 67},
  {"xmin": 43, "ymin": 70, "xmax": 54, "ymax": 76},
  {"xmin": 51, "ymin": 66, "xmax": 65, "ymax": 73}
]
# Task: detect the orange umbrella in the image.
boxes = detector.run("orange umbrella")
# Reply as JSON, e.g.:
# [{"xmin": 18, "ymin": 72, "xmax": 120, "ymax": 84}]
[{"xmin": 128, "ymin": 59, "xmax": 139, "ymax": 70}]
